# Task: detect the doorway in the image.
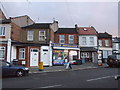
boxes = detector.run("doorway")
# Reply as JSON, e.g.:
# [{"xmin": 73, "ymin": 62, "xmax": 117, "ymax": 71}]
[{"xmin": 30, "ymin": 48, "xmax": 39, "ymax": 66}]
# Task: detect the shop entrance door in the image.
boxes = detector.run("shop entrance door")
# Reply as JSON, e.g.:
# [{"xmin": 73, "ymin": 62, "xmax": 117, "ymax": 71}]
[{"xmin": 30, "ymin": 49, "xmax": 39, "ymax": 66}]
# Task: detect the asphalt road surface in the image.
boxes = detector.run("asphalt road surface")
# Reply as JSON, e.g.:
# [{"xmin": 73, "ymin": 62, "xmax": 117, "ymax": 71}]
[{"xmin": 2, "ymin": 67, "xmax": 120, "ymax": 89}]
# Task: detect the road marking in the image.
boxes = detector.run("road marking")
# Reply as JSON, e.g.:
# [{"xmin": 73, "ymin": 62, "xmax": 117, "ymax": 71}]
[
  {"xmin": 87, "ymin": 75, "xmax": 115, "ymax": 82},
  {"xmin": 40, "ymin": 84, "xmax": 62, "ymax": 88}
]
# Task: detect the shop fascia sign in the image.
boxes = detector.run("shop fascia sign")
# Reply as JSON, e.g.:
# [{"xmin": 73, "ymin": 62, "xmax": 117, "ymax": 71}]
[{"xmin": 52, "ymin": 43, "xmax": 78, "ymax": 48}]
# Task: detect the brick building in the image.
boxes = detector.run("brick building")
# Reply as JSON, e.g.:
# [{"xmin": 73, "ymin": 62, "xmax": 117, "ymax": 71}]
[
  {"xmin": 0, "ymin": 9, "xmax": 23, "ymax": 63},
  {"xmin": 98, "ymin": 32, "xmax": 112, "ymax": 63},
  {"xmin": 77, "ymin": 26, "xmax": 98, "ymax": 63},
  {"xmin": 53, "ymin": 27, "xmax": 80, "ymax": 65},
  {"xmin": 14, "ymin": 21, "xmax": 58, "ymax": 67}
]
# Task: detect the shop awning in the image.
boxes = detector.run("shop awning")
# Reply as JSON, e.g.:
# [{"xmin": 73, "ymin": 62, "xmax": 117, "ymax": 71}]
[{"xmin": 80, "ymin": 47, "xmax": 97, "ymax": 52}]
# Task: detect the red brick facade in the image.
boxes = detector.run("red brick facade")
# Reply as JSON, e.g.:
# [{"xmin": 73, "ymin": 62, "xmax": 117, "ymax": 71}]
[
  {"xmin": 0, "ymin": 44, "xmax": 7, "ymax": 60},
  {"xmin": 11, "ymin": 22, "xmax": 23, "ymax": 42},
  {"xmin": 16, "ymin": 46, "xmax": 41, "ymax": 67},
  {"xmin": 98, "ymin": 38, "xmax": 112, "ymax": 47},
  {"xmin": 54, "ymin": 34, "xmax": 78, "ymax": 44}
]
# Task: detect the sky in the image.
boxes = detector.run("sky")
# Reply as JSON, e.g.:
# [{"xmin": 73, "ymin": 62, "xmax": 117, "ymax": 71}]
[{"xmin": 0, "ymin": 0, "xmax": 119, "ymax": 37}]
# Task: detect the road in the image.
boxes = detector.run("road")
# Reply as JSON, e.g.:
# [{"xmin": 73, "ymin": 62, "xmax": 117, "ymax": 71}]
[{"xmin": 2, "ymin": 67, "xmax": 120, "ymax": 89}]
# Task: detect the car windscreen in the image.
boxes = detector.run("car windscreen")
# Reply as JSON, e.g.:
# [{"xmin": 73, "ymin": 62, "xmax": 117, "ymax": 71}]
[{"xmin": 108, "ymin": 55, "xmax": 120, "ymax": 60}]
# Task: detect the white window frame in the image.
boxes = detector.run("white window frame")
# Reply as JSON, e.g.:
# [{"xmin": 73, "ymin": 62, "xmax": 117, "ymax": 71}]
[
  {"xmin": 99, "ymin": 40, "xmax": 102, "ymax": 46},
  {"xmin": 0, "ymin": 26, "xmax": 5, "ymax": 36},
  {"xmin": 105, "ymin": 40, "xmax": 109, "ymax": 46},
  {"xmin": 112, "ymin": 43, "xmax": 116, "ymax": 50},
  {"xmin": 90, "ymin": 37, "xmax": 94, "ymax": 45},
  {"xmin": 59, "ymin": 35, "xmax": 65, "ymax": 44},
  {"xmin": 81, "ymin": 52, "xmax": 89, "ymax": 58},
  {"xmin": 0, "ymin": 46, "xmax": 5, "ymax": 60},
  {"xmin": 82, "ymin": 37, "xmax": 86, "ymax": 45},
  {"xmin": 68, "ymin": 35, "xmax": 74, "ymax": 44},
  {"xmin": 19, "ymin": 48, "xmax": 25, "ymax": 60},
  {"xmin": 39, "ymin": 30, "xmax": 46, "ymax": 41},
  {"xmin": 27, "ymin": 31, "xmax": 34, "ymax": 41}
]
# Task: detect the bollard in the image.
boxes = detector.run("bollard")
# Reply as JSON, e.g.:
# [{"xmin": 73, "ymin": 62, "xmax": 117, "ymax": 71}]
[{"xmin": 38, "ymin": 62, "xmax": 44, "ymax": 71}]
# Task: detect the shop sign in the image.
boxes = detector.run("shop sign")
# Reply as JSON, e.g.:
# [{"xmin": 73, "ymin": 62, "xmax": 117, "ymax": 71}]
[{"xmin": 52, "ymin": 43, "xmax": 78, "ymax": 48}]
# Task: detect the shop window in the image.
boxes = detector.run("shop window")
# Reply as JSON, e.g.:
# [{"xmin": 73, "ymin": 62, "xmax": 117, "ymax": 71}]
[
  {"xmin": 19, "ymin": 48, "xmax": 25, "ymax": 59},
  {"xmin": 68, "ymin": 35, "xmax": 74, "ymax": 44},
  {"xmin": 59, "ymin": 35, "xmax": 65, "ymax": 44},
  {"xmin": 53, "ymin": 50, "xmax": 64, "ymax": 65},
  {"xmin": 0, "ymin": 47, "xmax": 5, "ymax": 60},
  {"xmin": 81, "ymin": 52, "xmax": 89, "ymax": 58}
]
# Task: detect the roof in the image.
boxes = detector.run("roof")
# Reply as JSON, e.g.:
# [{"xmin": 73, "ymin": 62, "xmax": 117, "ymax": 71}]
[
  {"xmin": 80, "ymin": 47, "xmax": 97, "ymax": 52},
  {"xmin": 22, "ymin": 23, "xmax": 52, "ymax": 29},
  {"xmin": 11, "ymin": 15, "xmax": 28, "ymax": 19},
  {"xmin": 55, "ymin": 28, "xmax": 78, "ymax": 34},
  {"xmin": 78, "ymin": 27, "xmax": 98, "ymax": 35},
  {"xmin": 98, "ymin": 32, "xmax": 112, "ymax": 38},
  {"xmin": 0, "ymin": 19, "xmax": 11, "ymax": 24}
]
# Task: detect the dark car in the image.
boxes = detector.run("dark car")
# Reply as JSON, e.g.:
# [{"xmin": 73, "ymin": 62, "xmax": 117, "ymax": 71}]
[
  {"xmin": 0, "ymin": 60, "xmax": 29, "ymax": 77},
  {"xmin": 107, "ymin": 55, "xmax": 120, "ymax": 67},
  {"xmin": 115, "ymin": 75, "xmax": 120, "ymax": 80}
]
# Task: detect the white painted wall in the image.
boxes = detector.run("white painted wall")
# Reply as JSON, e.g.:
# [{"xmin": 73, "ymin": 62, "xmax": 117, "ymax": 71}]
[
  {"xmin": 11, "ymin": 46, "xmax": 17, "ymax": 61},
  {"xmin": 41, "ymin": 46, "xmax": 52, "ymax": 66},
  {"xmin": 79, "ymin": 35, "xmax": 98, "ymax": 47},
  {"xmin": 7, "ymin": 39, "xmax": 11, "ymax": 62},
  {"xmin": 99, "ymin": 47, "xmax": 112, "ymax": 51}
]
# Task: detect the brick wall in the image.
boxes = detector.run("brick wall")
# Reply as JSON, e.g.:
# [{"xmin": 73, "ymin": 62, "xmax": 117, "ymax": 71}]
[
  {"xmin": 98, "ymin": 38, "xmax": 112, "ymax": 47},
  {"xmin": 0, "ymin": 9, "xmax": 6, "ymax": 20},
  {"xmin": 54, "ymin": 33, "xmax": 78, "ymax": 44},
  {"xmin": 16, "ymin": 46, "xmax": 41, "ymax": 67},
  {"xmin": 11, "ymin": 22, "xmax": 22, "ymax": 42}
]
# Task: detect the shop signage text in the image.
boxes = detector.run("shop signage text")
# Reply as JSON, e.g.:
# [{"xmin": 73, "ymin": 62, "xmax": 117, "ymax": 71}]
[{"xmin": 52, "ymin": 43, "xmax": 79, "ymax": 48}]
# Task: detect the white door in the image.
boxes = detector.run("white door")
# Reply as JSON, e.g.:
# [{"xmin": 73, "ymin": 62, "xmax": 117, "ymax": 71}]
[
  {"xmin": 42, "ymin": 49, "xmax": 49, "ymax": 66},
  {"xmin": 30, "ymin": 49, "xmax": 39, "ymax": 66}
]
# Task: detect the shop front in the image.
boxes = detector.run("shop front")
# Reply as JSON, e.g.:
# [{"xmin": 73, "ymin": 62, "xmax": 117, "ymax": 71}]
[
  {"xmin": 80, "ymin": 47, "xmax": 98, "ymax": 63},
  {"xmin": 52, "ymin": 43, "xmax": 80, "ymax": 65}
]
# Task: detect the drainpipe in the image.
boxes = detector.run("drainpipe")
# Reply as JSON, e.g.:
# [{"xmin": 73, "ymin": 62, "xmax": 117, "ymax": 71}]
[{"xmin": 7, "ymin": 39, "xmax": 11, "ymax": 62}]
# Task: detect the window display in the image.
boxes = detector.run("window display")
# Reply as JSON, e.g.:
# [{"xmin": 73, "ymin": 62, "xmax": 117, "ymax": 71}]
[{"xmin": 53, "ymin": 50, "xmax": 64, "ymax": 65}]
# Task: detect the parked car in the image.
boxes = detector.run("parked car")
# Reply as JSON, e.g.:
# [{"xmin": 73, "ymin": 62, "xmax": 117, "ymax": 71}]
[
  {"xmin": 115, "ymin": 75, "xmax": 120, "ymax": 80},
  {"xmin": 70, "ymin": 60, "xmax": 77, "ymax": 65},
  {"xmin": 0, "ymin": 60, "xmax": 29, "ymax": 77},
  {"xmin": 107, "ymin": 55, "xmax": 120, "ymax": 67}
]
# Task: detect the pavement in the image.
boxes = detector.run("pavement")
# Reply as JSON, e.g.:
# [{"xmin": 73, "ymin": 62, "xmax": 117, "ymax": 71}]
[{"xmin": 29, "ymin": 62, "xmax": 109, "ymax": 74}]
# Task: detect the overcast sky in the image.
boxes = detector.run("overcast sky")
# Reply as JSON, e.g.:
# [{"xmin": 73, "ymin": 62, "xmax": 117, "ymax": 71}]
[{"xmin": 0, "ymin": 0, "xmax": 119, "ymax": 37}]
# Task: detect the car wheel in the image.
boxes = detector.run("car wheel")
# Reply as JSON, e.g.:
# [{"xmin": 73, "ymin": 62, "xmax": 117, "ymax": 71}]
[{"xmin": 16, "ymin": 70, "xmax": 25, "ymax": 77}]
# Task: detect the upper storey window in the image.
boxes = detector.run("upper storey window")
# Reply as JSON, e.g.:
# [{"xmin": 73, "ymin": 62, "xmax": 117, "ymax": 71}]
[{"xmin": 0, "ymin": 27, "xmax": 5, "ymax": 36}]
